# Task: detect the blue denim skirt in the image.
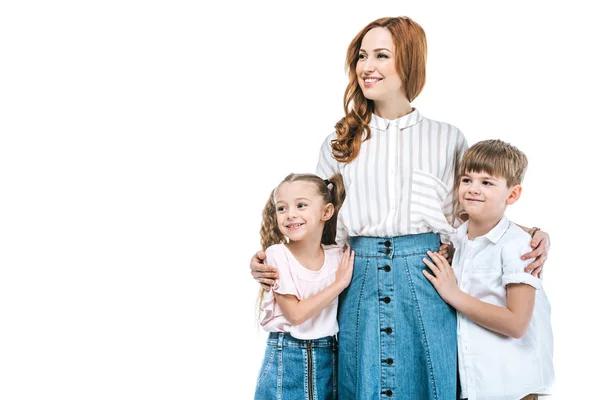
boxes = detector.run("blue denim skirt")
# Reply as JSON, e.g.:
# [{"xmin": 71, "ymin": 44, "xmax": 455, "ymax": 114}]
[
  {"xmin": 255, "ymin": 332, "xmax": 337, "ymax": 400},
  {"xmin": 338, "ymin": 233, "xmax": 457, "ymax": 399}
]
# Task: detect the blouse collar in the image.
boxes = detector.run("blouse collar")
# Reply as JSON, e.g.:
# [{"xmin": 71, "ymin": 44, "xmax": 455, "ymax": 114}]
[{"xmin": 368, "ymin": 108, "xmax": 423, "ymax": 131}]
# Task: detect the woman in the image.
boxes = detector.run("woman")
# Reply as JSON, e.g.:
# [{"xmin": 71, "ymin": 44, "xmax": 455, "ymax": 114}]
[{"xmin": 251, "ymin": 16, "xmax": 550, "ymax": 399}]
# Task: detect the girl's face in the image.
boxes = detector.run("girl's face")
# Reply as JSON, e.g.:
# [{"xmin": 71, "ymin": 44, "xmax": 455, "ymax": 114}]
[
  {"xmin": 356, "ymin": 27, "xmax": 404, "ymax": 104},
  {"xmin": 274, "ymin": 181, "xmax": 333, "ymax": 243}
]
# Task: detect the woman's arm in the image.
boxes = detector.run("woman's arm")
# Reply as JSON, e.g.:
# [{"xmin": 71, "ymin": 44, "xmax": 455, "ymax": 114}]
[
  {"xmin": 275, "ymin": 248, "xmax": 354, "ymax": 326},
  {"xmin": 423, "ymin": 251, "xmax": 535, "ymax": 339}
]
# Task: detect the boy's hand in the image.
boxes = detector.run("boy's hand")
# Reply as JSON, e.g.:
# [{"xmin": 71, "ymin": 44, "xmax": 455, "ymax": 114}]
[
  {"xmin": 250, "ymin": 251, "xmax": 278, "ymax": 291},
  {"xmin": 521, "ymin": 229, "xmax": 550, "ymax": 277},
  {"xmin": 422, "ymin": 251, "xmax": 461, "ymax": 304},
  {"xmin": 335, "ymin": 247, "xmax": 355, "ymax": 289}
]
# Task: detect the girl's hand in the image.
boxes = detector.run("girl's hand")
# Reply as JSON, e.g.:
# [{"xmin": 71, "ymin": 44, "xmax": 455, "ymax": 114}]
[
  {"xmin": 335, "ymin": 247, "xmax": 355, "ymax": 289},
  {"xmin": 250, "ymin": 251, "xmax": 278, "ymax": 291},
  {"xmin": 422, "ymin": 251, "xmax": 461, "ymax": 304},
  {"xmin": 521, "ymin": 229, "xmax": 550, "ymax": 277}
]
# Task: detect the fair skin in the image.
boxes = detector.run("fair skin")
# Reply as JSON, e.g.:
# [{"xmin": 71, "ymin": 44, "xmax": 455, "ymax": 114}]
[
  {"xmin": 422, "ymin": 172, "xmax": 535, "ymax": 338},
  {"xmin": 250, "ymin": 27, "xmax": 550, "ymax": 288},
  {"xmin": 357, "ymin": 27, "xmax": 412, "ymax": 119},
  {"xmin": 271, "ymin": 181, "xmax": 355, "ymax": 325}
]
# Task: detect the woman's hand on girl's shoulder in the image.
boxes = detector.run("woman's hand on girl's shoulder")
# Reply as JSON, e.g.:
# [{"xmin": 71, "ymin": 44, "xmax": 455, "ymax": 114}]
[
  {"xmin": 250, "ymin": 250, "xmax": 278, "ymax": 291},
  {"xmin": 335, "ymin": 247, "xmax": 355, "ymax": 289}
]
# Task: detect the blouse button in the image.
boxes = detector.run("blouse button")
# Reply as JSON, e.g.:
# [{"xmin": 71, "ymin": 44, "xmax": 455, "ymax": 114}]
[
  {"xmin": 382, "ymin": 297, "xmax": 391, "ymax": 304},
  {"xmin": 384, "ymin": 327, "xmax": 393, "ymax": 334},
  {"xmin": 383, "ymin": 265, "xmax": 391, "ymax": 272},
  {"xmin": 385, "ymin": 358, "xmax": 394, "ymax": 365}
]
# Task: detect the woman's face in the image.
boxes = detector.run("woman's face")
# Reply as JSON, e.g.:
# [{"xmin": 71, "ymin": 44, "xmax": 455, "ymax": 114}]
[{"xmin": 356, "ymin": 27, "xmax": 404, "ymax": 103}]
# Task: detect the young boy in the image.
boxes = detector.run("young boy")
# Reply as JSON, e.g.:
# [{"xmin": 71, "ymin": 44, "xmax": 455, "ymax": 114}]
[{"xmin": 422, "ymin": 139, "xmax": 554, "ymax": 400}]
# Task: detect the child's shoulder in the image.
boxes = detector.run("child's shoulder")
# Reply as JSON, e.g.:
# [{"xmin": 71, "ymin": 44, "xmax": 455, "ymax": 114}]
[
  {"xmin": 323, "ymin": 244, "xmax": 343, "ymax": 255},
  {"xmin": 496, "ymin": 222, "xmax": 534, "ymax": 260},
  {"xmin": 500, "ymin": 222, "xmax": 533, "ymax": 247},
  {"xmin": 265, "ymin": 243, "xmax": 288, "ymax": 259}
]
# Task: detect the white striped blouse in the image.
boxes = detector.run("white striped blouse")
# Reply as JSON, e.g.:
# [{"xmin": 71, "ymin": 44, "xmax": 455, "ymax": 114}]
[{"xmin": 316, "ymin": 109, "xmax": 468, "ymax": 246}]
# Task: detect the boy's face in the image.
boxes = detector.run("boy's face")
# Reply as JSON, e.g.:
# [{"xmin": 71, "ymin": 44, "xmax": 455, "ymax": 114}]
[{"xmin": 458, "ymin": 171, "xmax": 521, "ymax": 224}]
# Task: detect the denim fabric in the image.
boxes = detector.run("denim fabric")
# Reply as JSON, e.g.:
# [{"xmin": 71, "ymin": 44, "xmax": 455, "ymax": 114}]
[
  {"xmin": 255, "ymin": 332, "xmax": 337, "ymax": 400},
  {"xmin": 338, "ymin": 233, "xmax": 457, "ymax": 399}
]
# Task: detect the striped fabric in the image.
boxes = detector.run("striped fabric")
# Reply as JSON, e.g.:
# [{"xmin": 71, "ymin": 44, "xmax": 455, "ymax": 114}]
[{"xmin": 316, "ymin": 109, "xmax": 468, "ymax": 245}]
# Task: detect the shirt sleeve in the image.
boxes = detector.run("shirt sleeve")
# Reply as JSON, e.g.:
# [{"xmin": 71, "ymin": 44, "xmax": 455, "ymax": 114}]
[
  {"xmin": 266, "ymin": 246, "xmax": 300, "ymax": 298},
  {"xmin": 500, "ymin": 239, "xmax": 542, "ymax": 290},
  {"xmin": 315, "ymin": 133, "xmax": 340, "ymax": 179}
]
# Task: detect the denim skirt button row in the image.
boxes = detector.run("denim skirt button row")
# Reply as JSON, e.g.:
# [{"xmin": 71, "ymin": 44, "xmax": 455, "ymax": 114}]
[{"xmin": 337, "ymin": 233, "xmax": 458, "ymax": 400}]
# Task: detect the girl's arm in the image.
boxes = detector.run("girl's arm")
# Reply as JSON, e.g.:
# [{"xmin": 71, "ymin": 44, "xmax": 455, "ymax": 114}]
[
  {"xmin": 275, "ymin": 247, "xmax": 354, "ymax": 326},
  {"xmin": 423, "ymin": 251, "xmax": 535, "ymax": 339}
]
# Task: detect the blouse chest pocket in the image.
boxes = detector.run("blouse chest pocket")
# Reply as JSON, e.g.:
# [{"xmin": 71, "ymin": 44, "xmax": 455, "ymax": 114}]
[
  {"xmin": 409, "ymin": 169, "xmax": 452, "ymax": 231},
  {"xmin": 411, "ymin": 170, "xmax": 449, "ymax": 203}
]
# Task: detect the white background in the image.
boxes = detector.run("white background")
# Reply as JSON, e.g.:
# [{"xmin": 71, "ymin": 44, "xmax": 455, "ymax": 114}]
[{"xmin": 0, "ymin": 1, "xmax": 597, "ymax": 399}]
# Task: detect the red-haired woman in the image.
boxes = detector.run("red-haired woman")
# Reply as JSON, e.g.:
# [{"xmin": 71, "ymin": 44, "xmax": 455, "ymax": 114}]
[{"xmin": 251, "ymin": 16, "xmax": 550, "ymax": 399}]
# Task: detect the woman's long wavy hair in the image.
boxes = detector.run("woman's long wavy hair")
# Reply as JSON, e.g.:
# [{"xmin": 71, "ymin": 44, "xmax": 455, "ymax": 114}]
[
  {"xmin": 332, "ymin": 16, "xmax": 428, "ymax": 163},
  {"xmin": 256, "ymin": 173, "xmax": 346, "ymax": 319}
]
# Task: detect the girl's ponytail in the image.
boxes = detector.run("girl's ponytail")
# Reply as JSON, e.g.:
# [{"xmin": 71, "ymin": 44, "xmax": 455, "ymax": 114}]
[{"xmin": 321, "ymin": 173, "xmax": 346, "ymax": 246}]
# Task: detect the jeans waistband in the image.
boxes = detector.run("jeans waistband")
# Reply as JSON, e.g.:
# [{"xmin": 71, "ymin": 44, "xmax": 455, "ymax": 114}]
[
  {"xmin": 349, "ymin": 232, "xmax": 440, "ymax": 258},
  {"xmin": 267, "ymin": 332, "xmax": 336, "ymax": 348}
]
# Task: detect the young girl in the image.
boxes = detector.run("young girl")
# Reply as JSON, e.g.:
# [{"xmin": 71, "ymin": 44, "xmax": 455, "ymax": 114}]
[{"xmin": 254, "ymin": 173, "xmax": 354, "ymax": 400}]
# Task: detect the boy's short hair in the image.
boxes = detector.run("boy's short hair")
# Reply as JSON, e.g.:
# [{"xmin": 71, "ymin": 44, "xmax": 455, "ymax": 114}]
[{"xmin": 459, "ymin": 139, "xmax": 528, "ymax": 187}]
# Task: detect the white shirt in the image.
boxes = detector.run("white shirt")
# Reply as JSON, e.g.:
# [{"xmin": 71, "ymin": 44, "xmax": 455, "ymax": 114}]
[
  {"xmin": 316, "ymin": 109, "xmax": 468, "ymax": 246},
  {"xmin": 452, "ymin": 217, "xmax": 554, "ymax": 400},
  {"xmin": 260, "ymin": 244, "xmax": 343, "ymax": 340}
]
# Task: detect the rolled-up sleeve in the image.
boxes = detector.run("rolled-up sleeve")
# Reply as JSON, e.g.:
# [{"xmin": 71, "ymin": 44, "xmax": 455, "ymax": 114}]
[{"xmin": 500, "ymin": 242, "xmax": 542, "ymax": 290}]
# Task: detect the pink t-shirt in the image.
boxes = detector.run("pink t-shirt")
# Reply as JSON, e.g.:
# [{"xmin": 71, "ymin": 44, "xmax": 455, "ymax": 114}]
[{"xmin": 260, "ymin": 244, "xmax": 343, "ymax": 340}]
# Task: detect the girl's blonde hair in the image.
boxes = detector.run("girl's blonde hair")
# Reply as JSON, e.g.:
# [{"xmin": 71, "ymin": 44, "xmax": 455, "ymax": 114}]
[
  {"xmin": 257, "ymin": 173, "xmax": 346, "ymax": 318},
  {"xmin": 332, "ymin": 16, "xmax": 428, "ymax": 164}
]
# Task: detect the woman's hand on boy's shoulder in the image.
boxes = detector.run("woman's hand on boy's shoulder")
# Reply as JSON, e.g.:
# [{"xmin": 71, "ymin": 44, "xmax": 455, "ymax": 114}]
[
  {"xmin": 250, "ymin": 250, "xmax": 278, "ymax": 291},
  {"xmin": 521, "ymin": 229, "xmax": 551, "ymax": 277}
]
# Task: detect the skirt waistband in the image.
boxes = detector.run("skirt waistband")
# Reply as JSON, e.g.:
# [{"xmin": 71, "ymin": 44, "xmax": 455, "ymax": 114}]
[
  {"xmin": 267, "ymin": 332, "xmax": 336, "ymax": 348},
  {"xmin": 349, "ymin": 232, "xmax": 440, "ymax": 258}
]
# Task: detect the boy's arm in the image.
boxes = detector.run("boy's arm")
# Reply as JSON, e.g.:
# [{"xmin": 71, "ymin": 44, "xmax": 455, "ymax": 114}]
[
  {"xmin": 450, "ymin": 283, "xmax": 535, "ymax": 338},
  {"xmin": 274, "ymin": 248, "xmax": 354, "ymax": 325},
  {"xmin": 423, "ymin": 251, "xmax": 535, "ymax": 339}
]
